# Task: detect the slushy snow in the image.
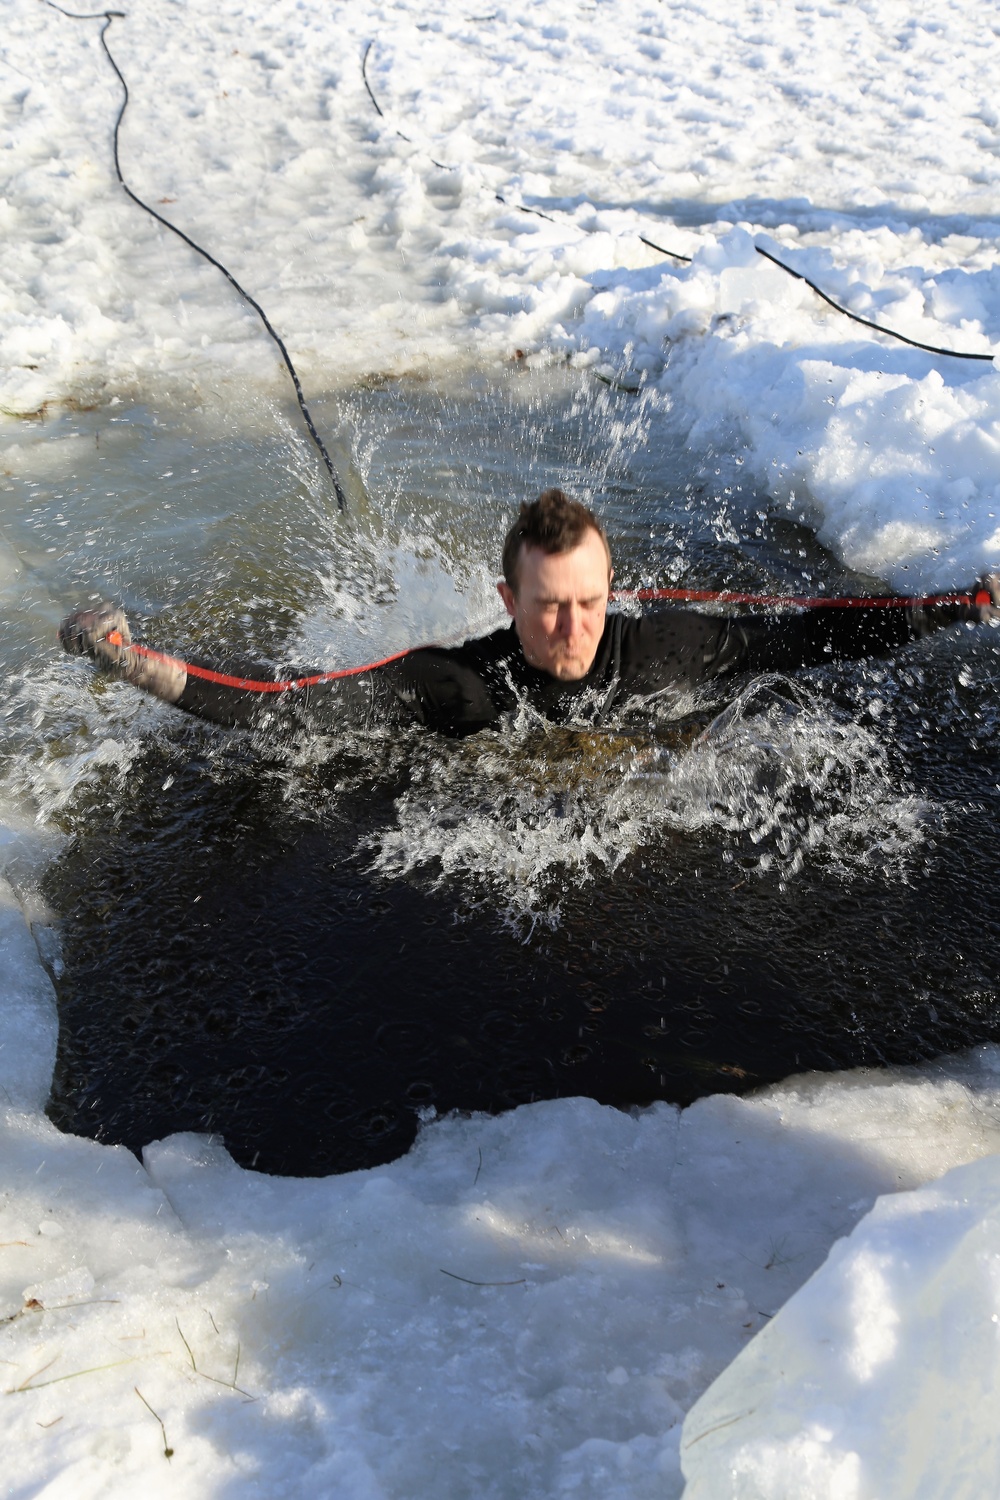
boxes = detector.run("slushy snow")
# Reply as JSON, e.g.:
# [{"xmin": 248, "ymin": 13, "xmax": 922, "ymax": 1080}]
[
  {"xmin": 6, "ymin": 0, "xmax": 1000, "ymax": 586},
  {"xmin": 5, "ymin": 0, "xmax": 1000, "ymax": 1494}
]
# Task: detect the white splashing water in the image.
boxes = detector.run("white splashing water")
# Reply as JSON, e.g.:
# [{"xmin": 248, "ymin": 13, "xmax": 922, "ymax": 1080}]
[
  {"xmin": 653, "ymin": 676, "xmax": 930, "ymax": 880},
  {"xmin": 366, "ymin": 676, "xmax": 931, "ymax": 928},
  {"xmin": 0, "ymin": 663, "xmax": 168, "ymax": 829}
]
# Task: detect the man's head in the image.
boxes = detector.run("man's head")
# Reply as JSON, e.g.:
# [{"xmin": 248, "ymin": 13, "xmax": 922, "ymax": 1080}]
[{"xmin": 497, "ymin": 488, "xmax": 613, "ymax": 681}]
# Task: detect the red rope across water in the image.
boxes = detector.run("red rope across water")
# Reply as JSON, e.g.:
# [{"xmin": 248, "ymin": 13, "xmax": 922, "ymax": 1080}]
[
  {"xmin": 620, "ymin": 587, "xmax": 983, "ymax": 608},
  {"xmin": 107, "ymin": 585, "xmax": 986, "ymax": 696},
  {"xmin": 109, "ymin": 635, "xmax": 417, "ymax": 693}
]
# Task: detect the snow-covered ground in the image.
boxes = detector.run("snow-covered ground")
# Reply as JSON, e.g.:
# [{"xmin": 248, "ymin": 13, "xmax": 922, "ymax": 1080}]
[
  {"xmin": 6, "ymin": 0, "xmax": 1000, "ymax": 1493},
  {"xmin": 5, "ymin": 874, "xmax": 1000, "ymax": 1499},
  {"xmin": 7, "ymin": 0, "xmax": 1000, "ymax": 587}
]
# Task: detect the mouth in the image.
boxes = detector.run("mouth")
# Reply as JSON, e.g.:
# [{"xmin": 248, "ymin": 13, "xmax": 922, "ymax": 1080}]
[{"xmin": 550, "ymin": 657, "xmax": 589, "ymax": 680}]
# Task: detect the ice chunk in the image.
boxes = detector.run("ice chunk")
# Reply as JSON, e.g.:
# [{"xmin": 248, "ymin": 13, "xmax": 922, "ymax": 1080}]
[
  {"xmin": 681, "ymin": 1155, "xmax": 1000, "ymax": 1498},
  {"xmin": 0, "ymin": 874, "xmax": 58, "ymax": 1112}
]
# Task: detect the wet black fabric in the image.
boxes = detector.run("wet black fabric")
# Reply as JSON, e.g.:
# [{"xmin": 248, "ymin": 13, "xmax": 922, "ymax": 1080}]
[{"xmin": 174, "ymin": 599, "xmax": 974, "ymax": 735}]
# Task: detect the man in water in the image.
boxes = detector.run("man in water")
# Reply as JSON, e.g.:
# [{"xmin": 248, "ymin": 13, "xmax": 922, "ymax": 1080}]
[{"xmin": 59, "ymin": 487, "xmax": 1000, "ymax": 736}]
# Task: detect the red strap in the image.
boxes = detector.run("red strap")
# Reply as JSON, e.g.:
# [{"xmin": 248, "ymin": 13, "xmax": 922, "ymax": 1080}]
[
  {"xmin": 125, "ymin": 641, "xmax": 420, "ymax": 694},
  {"xmin": 617, "ymin": 587, "xmax": 976, "ymax": 608},
  {"xmin": 107, "ymin": 587, "xmax": 977, "ymax": 695}
]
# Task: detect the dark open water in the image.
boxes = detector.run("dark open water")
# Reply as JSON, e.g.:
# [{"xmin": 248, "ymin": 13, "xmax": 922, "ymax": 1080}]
[{"xmin": 5, "ymin": 369, "xmax": 1000, "ymax": 1174}]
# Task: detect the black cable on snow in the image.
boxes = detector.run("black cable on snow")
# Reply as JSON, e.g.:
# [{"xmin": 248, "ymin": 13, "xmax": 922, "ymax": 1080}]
[
  {"xmin": 47, "ymin": 3, "xmax": 348, "ymax": 509},
  {"xmin": 362, "ymin": 38, "xmax": 1000, "ymax": 365},
  {"xmin": 362, "ymin": 39, "xmax": 453, "ymax": 173},
  {"xmin": 754, "ymin": 245, "xmax": 996, "ymax": 362},
  {"xmin": 361, "ymin": 39, "xmax": 693, "ymax": 264}
]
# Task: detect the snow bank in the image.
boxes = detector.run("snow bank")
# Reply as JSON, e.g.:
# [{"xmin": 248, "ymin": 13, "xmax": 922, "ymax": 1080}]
[
  {"xmin": 681, "ymin": 1147, "xmax": 1000, "ymax": 1499},
  {"xmin": 586, "ymin": 233, "xmax": 1000, "ymax": 590},
  {"xmin": 1, "ymin": 882, "xmax": 1000, "ymax": 1497},
  {"xmin": 6, "ymin": 0, "xmax": 1000, "ymax": 587}
]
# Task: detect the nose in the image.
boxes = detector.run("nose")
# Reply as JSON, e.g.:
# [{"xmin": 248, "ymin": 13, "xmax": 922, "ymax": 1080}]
[{"xmin": 557, "ymin": 602, "xmax": 583, "ymax": 639}]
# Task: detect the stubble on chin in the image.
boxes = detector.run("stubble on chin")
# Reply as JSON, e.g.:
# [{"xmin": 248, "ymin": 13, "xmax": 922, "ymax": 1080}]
[{"xmin": 548, "ymin": 655, "xmax": 591, "ymax": 682}]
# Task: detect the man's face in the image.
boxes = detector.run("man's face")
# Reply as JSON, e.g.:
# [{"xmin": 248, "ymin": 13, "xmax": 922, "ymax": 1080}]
[{"xmin": 497, "ymin": 529, "xmax": 612, "ymax": 681}]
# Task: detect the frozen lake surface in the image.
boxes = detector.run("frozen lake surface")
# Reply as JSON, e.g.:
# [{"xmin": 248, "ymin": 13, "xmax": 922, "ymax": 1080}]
[{"xmin": 7, "ymin": 0, "xmax": 1000, "ymax": 1492}]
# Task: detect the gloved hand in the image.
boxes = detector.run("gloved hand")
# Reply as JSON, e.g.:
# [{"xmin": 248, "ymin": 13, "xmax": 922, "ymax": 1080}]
[
  {"xmin": 58, "ymin": 601, "xmax": 186, "ymax": 703},
  {"xmin": 973, "ymin": 575, "xmax": 1000, "ymax": 621},
  {"xmin": 58, "ymin": 602, "xmax": 133, "ymax": 666}
]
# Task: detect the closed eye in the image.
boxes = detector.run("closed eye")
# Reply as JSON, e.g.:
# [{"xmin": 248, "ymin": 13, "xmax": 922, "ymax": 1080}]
[{"xmin": 537, "ymin": 596, "xmax": 605, "ymax": 609}]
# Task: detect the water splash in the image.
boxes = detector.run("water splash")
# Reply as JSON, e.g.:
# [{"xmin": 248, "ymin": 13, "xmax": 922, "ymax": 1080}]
[
  {"xmin": 0, "ymin": 662, "xmax": 166, "ymax": 831},
  {"xmin": 365, "ymin": 677, "xmax": 931, "ymax": 929},
  {"xmin": 650, "ymin": 676, "xmax": 930, "ymax": 881},
  {"xmin": 366, "ymin": 718, "xmax": 654, "ymax": 932}
]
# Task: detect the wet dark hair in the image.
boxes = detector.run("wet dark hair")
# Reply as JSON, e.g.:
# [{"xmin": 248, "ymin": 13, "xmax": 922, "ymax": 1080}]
[{"xmin": 501, "ymin": 488, "xmax": 611, "ymax": 590}]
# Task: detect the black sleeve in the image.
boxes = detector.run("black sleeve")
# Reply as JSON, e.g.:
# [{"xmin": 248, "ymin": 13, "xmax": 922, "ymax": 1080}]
[
  {"xmin": 174, "ymin": 657, "xmax": 375, "ymax": 731},
  {"xmin": 374, "ymin": 648, "xmax": 503, "ymax": 736},
  {"xmin": 707, "ymin": 598, "xmax": 974, "ymax": 680},
  {"xmin": 173, "ymin": 646, "xmax": 502, "ymax": 736},
  {"xmin": 617, "ymin": 598, "xmax": 975, "ymax": 695}
]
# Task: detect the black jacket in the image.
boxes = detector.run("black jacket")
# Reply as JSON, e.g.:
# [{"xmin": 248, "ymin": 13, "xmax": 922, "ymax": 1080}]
[{"xmin": 174, "ymin": 597, "xmax": 973, "ymax": 736}]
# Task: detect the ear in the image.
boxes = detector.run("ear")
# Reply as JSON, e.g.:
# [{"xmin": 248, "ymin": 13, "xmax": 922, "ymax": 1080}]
[{"xmin": 497, "ymin": 580, "xmax": 516, "ymax": 618}]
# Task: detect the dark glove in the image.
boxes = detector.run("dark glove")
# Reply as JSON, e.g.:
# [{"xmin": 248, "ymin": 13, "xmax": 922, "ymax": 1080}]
[
  {"xmin": 973, "ymin": 575, "xmax": 1000, "ymax": 621},
  {"xmin": 58, "ymin": 602, "xmax": 133, "ymax": 665}
]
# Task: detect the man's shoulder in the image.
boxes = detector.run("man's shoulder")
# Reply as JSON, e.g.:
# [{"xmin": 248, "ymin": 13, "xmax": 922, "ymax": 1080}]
[
  {"xmin": 446, "ymin": 621, "xmax": 520, "ymax": 665},
  {"xmin": 609, "ymin": 603, "xmax": 729, "ymax": 680},
  {"xmin": 403, "ymin": 623, "xmax": 521, "ymax": 683}
]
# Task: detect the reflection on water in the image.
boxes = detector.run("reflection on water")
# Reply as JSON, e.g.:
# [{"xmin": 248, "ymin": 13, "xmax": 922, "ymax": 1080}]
[{"xmin": 3, "ymin": 369, "xmax": 1000, "ymax": 1175}]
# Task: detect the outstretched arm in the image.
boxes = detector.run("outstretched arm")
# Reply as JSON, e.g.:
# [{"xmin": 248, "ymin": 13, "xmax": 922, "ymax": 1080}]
[
  {"xmin": 712, "ymin": 578, "xmax": 1000, "ymax": 681},
  {"xmin": 618, "ymin": 578, "xmax": 1000, "ymax": 699},
  {"xmin": 58, "ymin": 603, "xmax": 337, "ymax": 730},
  {"xmin": 57, "ymin": 602, "xmax": 492, "ymax": 734}
]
